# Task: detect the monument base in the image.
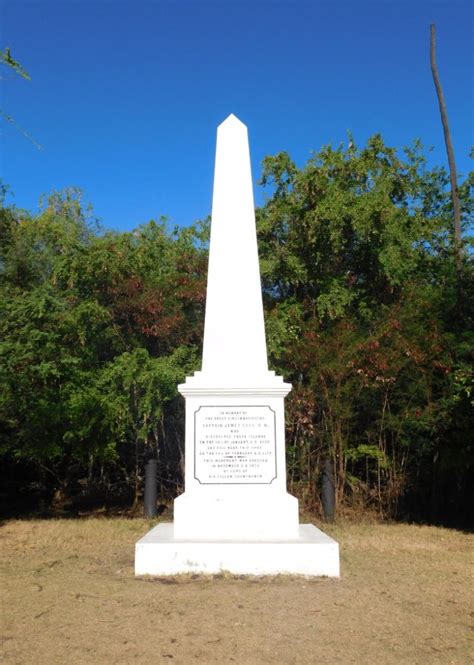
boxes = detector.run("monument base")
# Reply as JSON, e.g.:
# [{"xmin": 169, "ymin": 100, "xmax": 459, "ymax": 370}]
[
  {"xmin": 135, "ymin": 523, "xmax": 340, "ymax": 577},
  {"xmin": 173, "ymin": 490, "xmax": 299, "ymax": 540}
]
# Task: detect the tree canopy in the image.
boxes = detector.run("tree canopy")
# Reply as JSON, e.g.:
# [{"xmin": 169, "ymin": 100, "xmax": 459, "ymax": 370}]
[{"xmin": 0, "ymin": 135, "xmax": 472, "ymax": 524}]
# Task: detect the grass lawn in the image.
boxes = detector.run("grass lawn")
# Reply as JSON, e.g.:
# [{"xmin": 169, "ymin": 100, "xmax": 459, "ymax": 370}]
[{"xmin": 1, "ymin": 517, "xmax": 472, "ymax": 664}]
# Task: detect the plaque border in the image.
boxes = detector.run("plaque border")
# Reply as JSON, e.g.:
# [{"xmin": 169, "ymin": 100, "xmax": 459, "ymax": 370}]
[{"xmin": 193, "ymin": 405, "xmax": 277, "ymax": 485}]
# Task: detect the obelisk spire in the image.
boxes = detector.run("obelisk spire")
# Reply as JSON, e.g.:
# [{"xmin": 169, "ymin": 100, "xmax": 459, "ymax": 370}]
[{"xmin": 201, "ymin": 114, "xmax": 268, "ymax": 380}]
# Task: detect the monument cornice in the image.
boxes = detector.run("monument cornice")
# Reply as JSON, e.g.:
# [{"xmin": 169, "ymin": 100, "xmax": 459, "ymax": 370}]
[
  {"xmin": 178, "ymin": 385, "xmax": 292, "ymax": 398},
  {"xmin": 178, "ymin": 371, "xmax": 292, "ymax": 397}
]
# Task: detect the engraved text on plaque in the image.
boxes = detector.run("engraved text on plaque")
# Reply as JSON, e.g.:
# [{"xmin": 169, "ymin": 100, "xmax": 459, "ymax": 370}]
[{"xmin": 194, "ymin": 405, "xmax": 277, "ymax": 484}]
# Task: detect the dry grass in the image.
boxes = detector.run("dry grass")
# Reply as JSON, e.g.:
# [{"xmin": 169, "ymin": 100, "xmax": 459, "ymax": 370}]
[{"xmin": 1, "ymin": 517, "xmax": 472, "ymax": 664}]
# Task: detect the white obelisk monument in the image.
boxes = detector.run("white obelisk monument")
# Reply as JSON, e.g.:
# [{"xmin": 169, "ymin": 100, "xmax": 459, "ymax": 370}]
[{"xmin": 135, "ymin": 115, "xmax": 339, "ymax": 576}]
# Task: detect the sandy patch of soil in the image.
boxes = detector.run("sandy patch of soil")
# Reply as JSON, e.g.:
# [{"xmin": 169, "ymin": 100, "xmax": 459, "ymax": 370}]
[{"xmin": 1, "ymin": 518, "xmax": 472, "ymax": 664}]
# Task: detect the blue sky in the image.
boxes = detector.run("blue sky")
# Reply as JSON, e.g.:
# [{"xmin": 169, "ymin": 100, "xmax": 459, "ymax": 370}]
[{"xmin": 1, "ymin": 0, "xmax": 473, "ymax": 232}]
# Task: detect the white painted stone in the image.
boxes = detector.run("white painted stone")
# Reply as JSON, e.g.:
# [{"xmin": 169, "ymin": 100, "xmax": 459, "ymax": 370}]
[
  {"xmin": 201, "ymin": 113, "xmax": 268, "ymax": 383},
  {"xmin": 135, "ymin": 523, "xmax": 340, "ymax": 577},
  {"xmin": 173, "ymin": 391, "xmax": 299, "ymax": 540},
  {"xmin": 135, "ymin": 114, "xmax": 340, "ymax": 577}
]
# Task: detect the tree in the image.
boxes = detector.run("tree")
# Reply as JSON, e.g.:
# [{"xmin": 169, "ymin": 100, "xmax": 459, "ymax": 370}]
[
  {"xmin": 429, "ymin": 24, "xmax": 463, "ymax": 280},
  {"xmin": 257, "ymin": 134, "xmax": 473, "ymax": 521},
  {"xmin": 97, "ymin": 346, "xmax": 197, "ymax": 506},
  {"xmin": 1, "ymin": 135, "xmax": 471, "ymax": 523},
  {"xmin": 0, "ymin": 189, "xmax": 206, "ymax": 507}
]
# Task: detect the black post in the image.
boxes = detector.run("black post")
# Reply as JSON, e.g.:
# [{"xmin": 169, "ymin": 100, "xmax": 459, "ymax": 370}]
[
  {"xmin": 321, "ymin": 457, "xmax": 335, "ymax": 522},
  {"xmin": 144, "ymin": 459, "xmax": 157, "ymax": 518}
]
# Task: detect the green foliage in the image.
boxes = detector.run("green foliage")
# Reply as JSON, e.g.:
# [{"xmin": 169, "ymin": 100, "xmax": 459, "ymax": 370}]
[
  {"xmin": 98, "ymin": 346, "xmax": 197, "ymax": 451},
  {"xmin": 0, "ymin": 189, "xmax": 206, "ymax": 499},
  {"xmin": 258, "ymin": 135, "xmax": 473, "ymax": 520},
  {"xmin": 0, "ymin": 132, "xmax": 472, "ymax": 523},
  {"xmin": 1, "ymin": 47, "xmax": 31, "ymax": 80}
]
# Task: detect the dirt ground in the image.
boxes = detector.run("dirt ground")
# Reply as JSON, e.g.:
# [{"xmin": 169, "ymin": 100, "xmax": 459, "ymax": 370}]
[{"xmin": 0, "ymin": 517, "xmax": 472, "ymax": 665}]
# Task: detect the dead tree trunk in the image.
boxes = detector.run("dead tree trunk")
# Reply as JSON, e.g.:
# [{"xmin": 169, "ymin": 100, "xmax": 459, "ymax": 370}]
[{"xmin": 429, "ymin": 24, "xmax": 463, "ymax": 278}]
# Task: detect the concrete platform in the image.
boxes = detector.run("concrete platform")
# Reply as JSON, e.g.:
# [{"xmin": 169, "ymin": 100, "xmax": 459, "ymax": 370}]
[{"xmin": 135, "ymin": 523, "xmax": 340, "ymax": 577}]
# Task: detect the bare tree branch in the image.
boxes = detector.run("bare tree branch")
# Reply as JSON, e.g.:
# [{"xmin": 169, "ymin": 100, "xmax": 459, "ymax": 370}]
[{"xmin": 430, "ymin": 23, "xmax": 463, "ymax": 277}]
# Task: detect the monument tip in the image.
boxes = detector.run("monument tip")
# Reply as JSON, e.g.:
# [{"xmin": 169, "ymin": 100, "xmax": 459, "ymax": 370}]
[{"xmin": 219, "ymin": 113, "xmax": 246, "ymax": 130}]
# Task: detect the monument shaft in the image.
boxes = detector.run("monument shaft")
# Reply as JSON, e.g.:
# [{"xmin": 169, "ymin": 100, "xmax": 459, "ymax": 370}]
[{"xmin": 202, "ymin": 114, "xmax": 268, "ymax": 379}]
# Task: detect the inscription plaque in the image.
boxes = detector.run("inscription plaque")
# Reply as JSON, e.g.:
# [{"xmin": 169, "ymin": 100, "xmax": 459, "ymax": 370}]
[{"xmin": 194, "ymin": 405, "xmax": 277, "ymax": 484}]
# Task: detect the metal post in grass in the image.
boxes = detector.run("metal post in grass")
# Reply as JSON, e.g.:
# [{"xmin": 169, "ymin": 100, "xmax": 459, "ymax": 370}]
[
  {"xmin": 144, "ymin": 459, "xmax": 157, "ymax": 518},
  {"xmin": 321, "ymin": 457, "xmax": 335, "ymax": 522}
]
